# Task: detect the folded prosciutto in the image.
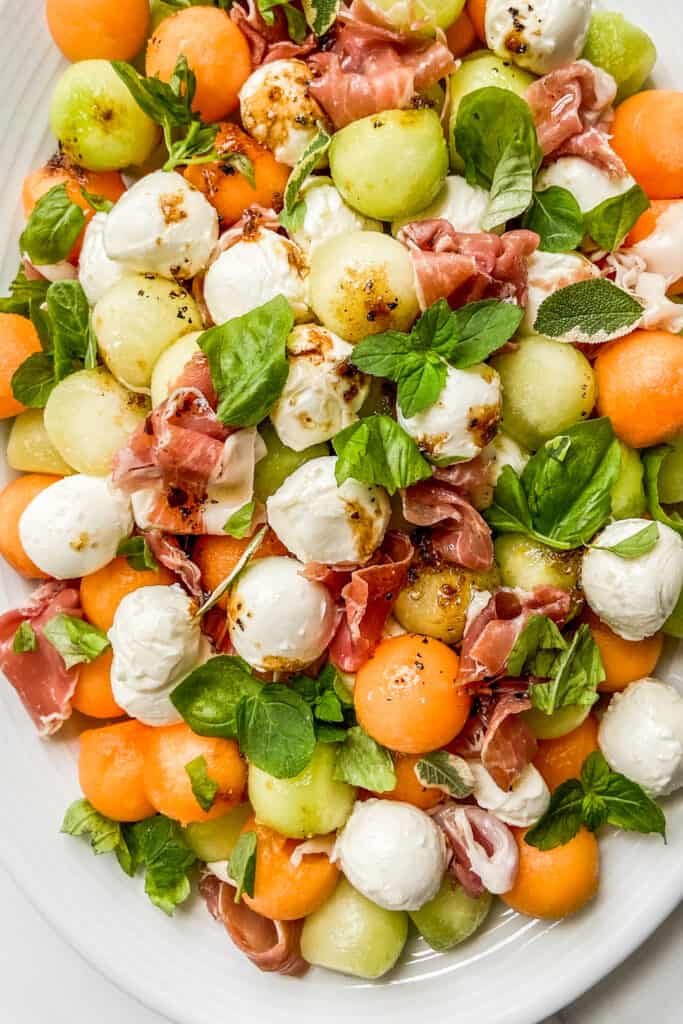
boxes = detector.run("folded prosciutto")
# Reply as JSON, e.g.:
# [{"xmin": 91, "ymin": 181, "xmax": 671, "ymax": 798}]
[
  {"xmin": 402, "ymin": 467, "xmax": 494, "ymax": 572},
  {"xmin": 451, "ymin": 682, "xmax": 537, "ymax": 791}
]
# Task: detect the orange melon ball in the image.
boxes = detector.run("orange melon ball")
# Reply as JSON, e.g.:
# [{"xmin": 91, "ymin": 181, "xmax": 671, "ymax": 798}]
[
  {"xmin": 46, "ymin": 0, "xmax": 149, "ymax": 62},
  {"xmin": 0, "ymin": 473, "xmax": 61, "ymax": 578},
  {"xmin": 71, "ymin": 649, "xmax": 125, "ymax": 719},
  {"xmin": 79, "ymin": 720, "xmax": 155, "ymax": 822},
  {"xmin": 80, "ymin": 556, "xmax": 175, "ymax": 632},
  {"xmin": 502, "ymin": 826, "xmax": 599, "ymax": 919},
  {"xmin": 612, "ymin": 91, "xmax": 683, "ymax": 199},
  {"xmin": 381, "ymin": 753, "xmax": 443, "ymax": 809},
  {"xmin": 0, "ymin": 314, "xmax": 42, "ymax": 419},
  {"xmin": 584, "ymin": 611, "xmax": 663, "ymax": 694},
  {"xmin": 534, "ymin": 717, "xmax": 599, "ymax": 792},
  {"xmin": 193, "ymin": 530, "xmax": 288, "ymax": 610}
]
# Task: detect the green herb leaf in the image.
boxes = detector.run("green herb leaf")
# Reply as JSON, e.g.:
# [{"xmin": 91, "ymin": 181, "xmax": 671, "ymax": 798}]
[
  {"xmin": 19, "ymin": 184, "xmax": 86, "ymax": 265},
  {"xmin": 13, "ymin": 621, "xmax": 37, "ymax": 654},
  {"xmin": 534, "ymin": 277, "xmax": 643, "ymax": 342},
  {"xmin": 80, "ymin": 187, "xmax": 114, "ymax": 213},
  {"xmin": 164, "ymin": 119, "xmax": 219, "ymax": 172},
  {"xmin": 333, "ymin": 414, "xmax": 432, "ymax": 495},
  {"xmin": 116, "ymin": 535, "xmax": 160, "ymax": 572},
  {"xmin": 316, "ymin": 723, "xmax": 348, "ymax": 743},
  {"xmin": 278, "ymin": 200, "xmax": 306, "ymax": 233},
  {"xmin": 302, "ymin": 0, "xmax": 340, "ymax": 34},
  {"xmin": 643, "ymin": 446, "xmax": 683, "ymax": 536},
  {"xmin": 220, "ymin": 150, "xmax": 256, "ymax": 189},
  {"xmin": 228, "ymin": 830, "xmax": 257, "ymax": 902},
  {"xmin": 524, "ymin": 779, "xmax": 584, "ymax": 851},
  {"xmin": 184, "ymin": 754, "xmax": 219, "ymax": 812},
  {"xmin": 593, "ymin": 521, "xmax": 659, "ymax": 559},
  {"xmin": 580, "ymin": 750, "xmax": 611, "ymax": 794},
  {"xmin": 61, "ymin": 798, "xmax": 134, "ymax": 875},
  {"xmin": 529, "ymin": 624, "xmax": 604, "ymax": 715},
  {"xmin": 124, "ymin": 815, "xmax": 196, "ymax": 915},
  {"xmin": 334, "ymin": 726, "xmax": 396, "ymax": 792},
  {"xmin": 11, "ymin": 352, "xmax": 56, "ymax": 408},
  {"xmin": 236, "ymin": 684, "xmax": 316, "ymax": 778},
  {"xmin": 599, "ymin": 765, "xmax": 666, "ymax": 837},
  {"xmin": 449, "ymin": 299, "xmax": 524, "ymax": 365},
  {"xmin": 257, "ymin": 0, "xmax": 307, "ymax": 40},
  {"xmin": 289, "ymin": 663, "xmax": 355, "ymax": 736},
  {"xmin": 522, "ymin": 187, "xmax": 584, "ymax": 253},
  {"xmin": 482, "ymin": 139, "xmax": 534, "ymax": 230},
  {"xmin": 584, "ymin": 185, "xmax": 650, "ymax": 252},
  {"xmin": 0, "ymin": 264, "xmax": 49, "ymax": 315},
  {"xmin": 455, "ymin": 87, "xmax": 542, "ymax": 191},
  {"xmin": 199, "ymin": 295, "xmax": 293, "ymax": 426},
  {"xmin": 47, "ymin": 280, "xmax": 91, "ymax": 380},
  {"xmin": 171, "ymin": 655, "xmax": 262, "ymax": 738},
  {"xmin": 43, "ymin": 614, "xmax": 110, "ymax": 669},
  {"xmin": 223, "ymin": 500, "xmax": 256, "ymax": 539},
  {"xmin": 111, "ymin": 59, "xmax": 192, "ymax": 127},
  {"xmin": 281, "ymin": 130, "xmax": 331, "ymax": 223},
  {"xmin": 414, "ymin": 751, "xmax": 474, "ymax": 798},
  {"xmin": 507, "ymin": 614, "xmax": 567, "ymax": 678}
]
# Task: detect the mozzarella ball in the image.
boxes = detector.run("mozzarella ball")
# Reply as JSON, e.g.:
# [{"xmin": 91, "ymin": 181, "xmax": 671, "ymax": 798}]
[
  {"xmin": 270, "ymin": 325, "xmax": 369, "ymax": 451},
  {"xmin": 78, "ymin": 212, "xmax": 129, "ymax": 305},
  {"xmin": 109, "ymin": 585, "xmax": 202, "ymax": 726},
  {"xmin": 599, "ymin": 678, "xmax": 683, "ymax": 797},
  {"xmin": 486, "ymin": 0, "xmax": 592, "ymax": 75},
  {"xmin": 334, "ymin": 799, "xmax": 447, "ymax": 912},
  {"xmin": 471, "ymin": 762, "xmax": 550, "ymax": 827},
  {"xmin": 392, "ymin": 175, "xmax": 490, "ymax": 236},
  {"xmin": 397, "ymin": 364, "xmax": 502, "ymax": 464},
  {"xmin": 524, "ymin": 250, "xmax": 600, "ymax": 336},
  {"xmin": 291, "ymin": 177, "xmax": 381, "ymax": 255},
  {"xmin": 536, "ymin": 157, "xmax": 636, "ymax": 214},
  {"xmin": 267, "ymin": 456, "xmax": 391, "ymax": 565},
  {"xmin": 482, "ymin": 432, "xmax": 530, "ymax": 484},
  {"xmin": 103, "ymin": 170, "xmax": 219, "ymax": 279},
  {"xmin": 227, "ymin": 556, "xmax": 338, "ymax": 672},
  {"xmin": 19, "ymin": 474, "xmax": 132, "ymax": 579},
  {"xmin": 204, "ymin": 229, "xmax": 310, "ymax": 325},
  {"xmin": 582, "ymin": 519, "xmax": 683, "ymax": 641},
  {"xmin": 239, "ymin": 59, "xmax": 331, "ymax": 166},
  {"xmin": 632, "ymin": 202, "xmax": 683, "ymax": 287}
]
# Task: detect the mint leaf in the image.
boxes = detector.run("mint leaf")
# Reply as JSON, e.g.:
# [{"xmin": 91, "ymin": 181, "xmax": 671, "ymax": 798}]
[
  {"xmin": 61, "ymin": 798, "xmax": 134, "ymax": 875},
  {"xmin": 449, "ymin": 300, "xmax": 524, "ymax": 365},
  {"xmin": 643, "ymin": 446, "xmax": 683, "ymax": 537},
  {"xmin": 13, "ymin": 621, "xmax": 37, "ymax": 654},
  {"xmin": 20, "ymin": 184, "xmax": 86, "ymax": 265},
  {"xmin": 581, "ymin": 750, "xmax": 611, "ymax": 794},
  {"xmin": 80, "ymin": 187, "xmax": 114, "ymax": 213},
  {"xmin": 581, "ymin": 789, "xmax": 608, "ymax": 832},
  {"xmin": 112, "ymin": 59, "xmax": 191, "ymax": 126},
  {"xmin": 43, "ymin": 614, "xmax": 110, "ymax": 669},
  {"xmin": 171, "ymin": 655, "xmax": 262, "ymax": 738},
  {"xmin": 529, "ymin": 624, "xmax": 604, "ymax": 715},
  {"xmin": 302, "ymin": 0, "xmax": 340, "ymax": 33},
  {"xmin": 228, "ymin": 830, "xmax": 257, "ymax": 902},
  {"xmin": 522, "ymin": 187, "xmax": 584, "ymax": 253},
  {"xmin": 601, "ymin": 770, "xmax": 666, "ymax": 837},
  {"xmin": 185, "ymin": 754, "xmax": 219, "ymax": 812},
  {"xmin": 482, "ymin": 139, "xmax": 534, "ymax": 230},
  {"xmin": 333, "ymin": 414, "xmax": 432, "ymax": 495},
  {"xmin": 124, "ymin": 815, "xmax": 196, "ymax": 915},
  {"xmin": 236, "ymin": 684, "xmax": 316, "ymax": 778},
  {"xmin": 414, "ymin": 751, "xmax": 474, "ymax": 798},
  {"xmin": 281, "ymin": 130, "xmax": 331, "ymax": 223},
  {"xmin": 223, "ymin": 500, "xmax": 256, "ymax": 539},
  {"xmin": 534, "ymin": 277, "xmax": 643, "ymax": 342},
  {"xmin": 334, "ymin": 726, "xmax": 396, "ymax": 792},
  {"xmin": 455, "ymin": 87, "xmax": 542, "ymax": 190},
  {"xmin": 11, "ymin": 352, "xmax": 56, "ymax": 408},
  {"xmin": 584, "ymin": 185, "xmax": 650, "ymax": 252},
  {"xmin": 507, "ymin": 614, "xmax": 567, "ymax": 678},
  {"xmin": 289, "ymin": 663, "xmax": 355, "ymax": 736},
  {"xmin": 47, "ymin": 280, "xmax": 91, "ymax": 380},
  {"xmin": 524, "ymin": 779, "xmax": 584, "ymax": 851},
  {"xmin": 593, "ymin": 521, "xmax": 659, "ymax": 560},
  {"xmin": 199, "ymin": 295, "xmax": 292, "ymax": 427},
  {"xmin": 116, "ymin": 535, "xmax": 160, "ymax": 571}
]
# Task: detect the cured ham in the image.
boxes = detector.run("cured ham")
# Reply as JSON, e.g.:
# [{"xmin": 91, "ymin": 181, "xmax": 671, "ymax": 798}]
[
  {"xmin": 144, "ymin": 531, "xmax": 204, "ymax": 602},
  {"xmin": 402, "ymin": 474, "xmax": 494, "ymax": 571},
  {"xmin": 0, "ymin": 581, "xmax": 82, "ymax": 736},
  {"xmin": 450, "ymin": 682, "xmax": 537, "ymax": 790},
  {"xmin": 459, "ymin": 586, "xmax": 572, "ymax": 686},
  {"xmin": 397, "ymin": 220, "xmax": 539, "ymax": 311},
  {"xmin": 431, "ymin": 803, "xmax": 519, "ymax": 897},
  {"xmin": 527, "ymin": 60, "xmax": 627, "ymax": 176},
  {"xmin": 200, "ymin": 873, "xmax": 309, "ymax": 976},
  {"xmin": 230, "ymin": 0, "xmax": 316, "ymax": 66}
]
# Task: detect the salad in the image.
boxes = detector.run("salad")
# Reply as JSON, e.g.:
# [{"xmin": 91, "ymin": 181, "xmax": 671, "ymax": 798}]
[{"xmin": 1, "ymin": 0, "xmax": 683, "ymax": 982}]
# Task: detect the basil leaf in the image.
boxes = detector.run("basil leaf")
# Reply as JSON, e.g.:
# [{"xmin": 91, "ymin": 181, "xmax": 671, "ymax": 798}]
[
  {"xmin": 482, "ymin": 139, "xmax": 534, "ymax": 230},
  {"xmin": 352, "ymin": 332, "xmax": 446, "ymax": 419},
  {"xmin": 80, "ymin": 187, "xmax": 114, "ymax": 213},
  {"xmin": 593, "ymin": 521, "xmax": 659, "ymax": 559},
  {"xmin": 414, "ymin": 750, "xmax": 474, "ymax": 798},
  {"xmin": 116, "ymin": 535, "xmax": 160, "ymax": 571},
  {"xmin": 199, "ymin": 295, "xmax": 292, "ymax": 426},
  {"xmin": 0, "ymin": 264, "xmax": 49, "ymax": 315},
  {"xmin": 19, "ymin": 184, "xmax": 86, "ymax": 265},
  {"xmin": 236, "ymin": 684, "xmax": 316, "ymax": 778},
  {"xmin": 484, "ymin": 463, "xmax": 534, "ymax": 535},
  {"xmin": 289, "ymin": 663, "xmax": 355, "ymax": 733},
  {"xmin": 334, "ymin": 726, "xmax": 395, "ymax": 792},
  {"xmin": 223, "ymin": 500, "xmax": 256, "ymax": 539},
  {"xmin": 111, "ymin": 60, "xmax": 192, "ymax": 127},
  {"xmin": 164, "ymin": 119, "xmax": 219, "ymax": 173},
  {"xmin": 455, "ymin": 87, "xmax": 542, "ymax": 190},
  {"xmin": 220, "ymin": 151, "xmax": 256, "ymax": 189},
  {"xmin": 281, "ymin": 130, "xmax": 331, "ymax": 222},
  {"xmin": 30, "ymin": 298, "xmax": 53, "ymax": 351},
  {"xmin": 534, "ymin": 277, "xmax": 643, "ymax": 343},
  {"xmin": 257, "ymin": 0, "xmax": 307, "ymax": 40},
  {"xmin": 47, "ymin": 280, "xmax": 91, "ymax": 380},
  {"xmin": 43, "ymin": 614, "xmax": 110, "ymax": 669},
  {"xmin": 522, "ymin": 187, "xmax": 584, "ymax": 253},
  {"xmin": 317, "ymin": 723, "xmax": 348, "ymax": 743},
  {"xmin": 185, "ymin": 754, "xmax": 219, "ymax": 812},
  {"xmin": 171, "ymin": 655, "xmax": 262, "ymax": 737},
  {"xmin": 61, "ymin": 798, "xmax": 134, "ymax": 875},
  {"xmin": 507, "ymin": 614, "xmax": 567, "ymax": 678},
  {"xmin": 643, "ymin": 445, "xmax": 683, "ymax": 536},
  {"xmin": 584, "ymin": 185, "xmax": 650, "ymax": 252},
  {"xmin": 333, "ymin": 414, "xmax": 432, "ymax": 495},
  {"xmin": 529, "ymin": 624, "xmax": 604, "ymax": 714},
  {"xmin": 601, "ymin": 770, "xmax": 666, "ymax": 837},
  {"xmin": 124, "ymin": 815, "xmax": 196, "ymax": 915},
  {"xmin": 13, "ymin": 621, "xmax": 37, "ymax": 654},
  {"xmin": 524, "ymin": 779, "xmax": 584, "ymax": 851},
  {"xmin": 11, "ymin": 352, "xmax": 56, "ymax": 408},
  {"xmin": 302, "ymin": 0, "xmax": 340, "ymax": 34},
  {"xmin": 228, "ymin": 830, "xmax": 257, "ymax": 902}
]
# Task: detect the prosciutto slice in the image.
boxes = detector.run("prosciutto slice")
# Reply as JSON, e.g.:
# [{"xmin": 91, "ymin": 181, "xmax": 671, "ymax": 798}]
[
  {"xmin": 397, "ymin": 220, "xmax": 539, "ymax": 311},
  {"xmin": 459, "ymin": 586, "xmax": 572, "ymax": 686},
  {"xmin": 200, "ymin": 874, "xmax": 309, "ymax": 976},
  {"xmin": 527, "ymin": 60, "xmax": 627, "ymax": 176},
  {"xmin": 0, "ymin": 581, "xmax": 82, "ymax": 736},
  {"xmin": 230, "ymin": 0, "xmax": 316, "ymax": 66},
  {"xmin": 402, "ymin": 473, "xmax": 494, "ymax": 571},
  {"xmin": 450, "ymin": 682, "xmax": 537, "ymax": 790},
  {"xmin": 144, "ymin": 531, "xmax": 204, "ymax": 602},
  {"xmin": 431, "ymin": 803, "xmax": 518, "ymax": 897},
  {"xmin": 308, "ymin": 1, "xmax": 454, "ymax": 129}
]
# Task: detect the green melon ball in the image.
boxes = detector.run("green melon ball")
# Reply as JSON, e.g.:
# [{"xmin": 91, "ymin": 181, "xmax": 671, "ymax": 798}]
[
  {"xmin": 184, "ymin": 804, "xmax": 252, "ymax": 862},
  {"xmin": 611, "ymin": 442, "xmax": 646, "ymax": 519},
  {"xmin": 582, "ymin": 12, "xmax": 657, "ymax": 103},
  {"xmin": 253, "ymin": 421, "xmax": 328, "ymax": 503},
  {"xmin": 523, "ymin": 704, "xmax": 591, "ymax": 740},
  {"xmin": 371, "ymin": 0, "xmax": 465, "ymax": 31},
  {"xmin": 656, "ymin": 434, "xmax": 683, "ymax": 505},
  {"xmin": 409, "ymin": 877, "xmax": 492, "ymax": 951}
]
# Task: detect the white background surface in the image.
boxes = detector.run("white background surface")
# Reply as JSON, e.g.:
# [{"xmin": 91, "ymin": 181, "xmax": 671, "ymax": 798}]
[{"xmin": 0, "ymin": 862, "xmax": 680, "ymax": 1023}]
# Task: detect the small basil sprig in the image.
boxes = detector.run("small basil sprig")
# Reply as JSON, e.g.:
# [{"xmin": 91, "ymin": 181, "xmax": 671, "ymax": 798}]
[
  {"xmin": 43, "ymin": 614, "xmax": 110, "ymax": 669},
  {"xmin": 584, "ymin": 185, "xmax": 650, "ymax": 252},
  {"xmin": 482, "ymin": 138, "xmax": 535, "ymax": 231},
  {"xmin": 80, "ymin": 187, "xmax": 114, "ymax": 213},
  {"xmin": 591, "ymin": 522, "xmax": 659, "ymax": 559},
  {"xmin": 117, "ymin": 536, "xmax": 160, "ymax": 571},
  {"xmin": 333, "ymin": 415, "xmax": 432, "ymax": 495},
  {"xmin": 20, "ymin": 184, "xmax": 86, "ymax": 265},
  {"xmin": 334, "ymin": 726, "xmax": 396, "ymax": 792},
  {"xmin": 534, "ymin": 277, "xmax": 643, "ymax": 342},
  {"xmin": 185, "ymin": 755, "xmax": 219, "ymax": 812},
  {"xmin": 529, "ymin": 624, "xmax": 604, "ymax": 715},
  {"xmin": 290, "ymin": 663, "xmax": 356, "ymax": 742},
  {"xmin": 13, "ymin": 621, "xmax": 37, "ymax": 653},
  {"xmin": 279, "ymin": 130, "xmax": 331, "ymax": 232},
  {"xmin": 525, "ymin": 751, "xmax": 666, "ymax": 851},
  {"xmin": 62, "ymin": 798, "xmax": 134, "ymax": 872},
  {"xmin": 522, "ymin": 187, "xmax": 584, "ymax": 253},
  {"xmin": 229, "ymin": 831, "xmax": 257, "ymax": 903},
  {"xmin": 124, "ymin": 814, "xmax": 197, "ymax": 915},
  {"xmin": 643, "ymin": 446, "xmax": 683, "ymax": 536},
  {"xmin": 258, "ymin": 0, "xmax": 307, "ymax": 42},
  {"xmin": 223, "ymin": 500, "xmax": 256, "ymax": 539}
]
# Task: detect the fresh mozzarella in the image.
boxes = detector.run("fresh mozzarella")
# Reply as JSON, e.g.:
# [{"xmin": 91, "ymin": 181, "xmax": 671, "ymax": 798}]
[
  {"xmin": 392, "ymin": 175, "xmax": 490, "ymax": 236},
  {"xmin": 536, "ymin": 157, "xmax": 636, "ymax": 214},
  {"xmin": 524, "ymin": 250, "xmax": 600, "ymax": 336},
  {"xmin": 109, "ymin": 584, "xmax": 203, "ymax": 726},
  {"xmin": 631, "ymin": 201, "xmax": 683, "ymax": 286},
  {"xmin": 266, "ymin": 455, "xmax": 391, "ymax": 565},
  {"xmin": 486, "ymin": 0, "xmax": 592, "ymax": 75},
  {"xmin": 471, "ymin": 762, "xmax": 550, "ymax": 827},
  {"xmin": 79, "ymin": 212, "xmax": 129, "ymax": 305},
  {"xmin": 482, "ymin": 432, "xmax": 530, "ymax": 484},
  {"xmin": 19, "ymin": 474, "xmax": 132, "ymax": 579},
  {"xmin": 397, "ymin": 364, "xmax": 502, "ymax": 464},
  {"xmin": 334, "ymin": 799, "xmax": 447, "ymax": 912},
  {"xmin": 607, "ymin": 252, "xmax": 683, "ymax": 334},
  {"xmin": 270, "ymin": 325, "xmax": 369, "ymax": 451},
  {"xmin": 582, "ymin": 519, "xmax": 683, "ymax": 641},
  {"xmin": 104, "ymin": 170, "xmax": 219, "ymax": 279},
  {"xmin": 227, "ymin": 556, "xmax": 338, "ymax": 672},
  {"xmin": 203, "ymin": 229, "xmax": 310, "ymax": 325},
  {"xmin": 239, "ymin": 60, "xmax": 331, "ymax": 166},
  {"xmin": 599, "ymin": 678, "xmax": 683, "ymax": 797},
  {"xmin": 291, "ymin": 177, "xmax": 381, "ymax": 255}
]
